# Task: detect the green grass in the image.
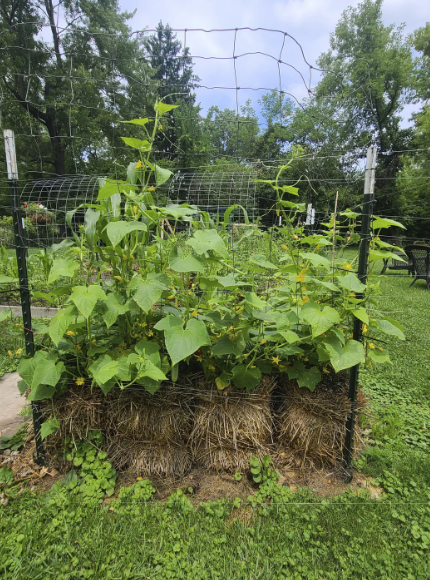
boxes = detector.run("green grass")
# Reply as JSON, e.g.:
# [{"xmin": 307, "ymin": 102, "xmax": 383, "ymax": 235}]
[{"xmin": 1, "ymin": 262, "xmax": 430, "ymax": 579}]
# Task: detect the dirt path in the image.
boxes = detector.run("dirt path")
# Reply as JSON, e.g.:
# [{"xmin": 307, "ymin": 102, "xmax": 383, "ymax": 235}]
[{"xmin": 0, "ymin": 372, "xmax": 27, "ymax": 437}]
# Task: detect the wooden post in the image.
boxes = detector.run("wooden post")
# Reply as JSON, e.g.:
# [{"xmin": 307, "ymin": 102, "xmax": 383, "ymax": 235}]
[
  {"xmin": 3, "ymin": 130, "xmax": 45, "ymax": 465},
  {"xmin": 343, "ymin": 145, "xmax": 377, "ymax": 479}
]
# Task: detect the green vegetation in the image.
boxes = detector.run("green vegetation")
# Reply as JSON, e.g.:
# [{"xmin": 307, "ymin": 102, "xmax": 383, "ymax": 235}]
[{"xmin": 1, "ymin": 264, "xmax": 429, "ymax": 579}]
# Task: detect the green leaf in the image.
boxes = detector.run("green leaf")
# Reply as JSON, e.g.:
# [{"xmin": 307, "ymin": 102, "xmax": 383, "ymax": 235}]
[
  {"xmin": 324, "ymin": 338, "xmax": 365, "ymax": 372},
  {"xmin": 278, "ymin": 330, "xmax": 300, "ymax": 344},
  {"xmin": 216, "ymin": 276, "xmax": 244, "ymax": 288},
  {"xmin": 49, "ymin": 304, "xmax": 78, "ymax": 346},
  {"xmin": 17, "ymin": 379, "xmax": 28, "ymax": 395},
  {"xmin": 250, "ymin": 254, "xmax": 277, "ymax": 269},
  {"xmin": 282, "ymin": 185, "xmax": 299, "ymax": 195},
  {"xmin": 215, "ymin": 371, "xmax": 231, "ymax": 391},
  {"xmin": 154, "ymin": 164, "xmax": 173, "ymax": 186},
  {"xmin": 300, "ymin": 252, "xmax": 330, "ymax": 268},
  {"xmin": 89, "ymin": 355, "xmax": 119, "ymax": 385},
  {"xmin": 120, "ymin": 137, "xmax": 151, "ymax": 151},
  {"xmin": 101, "ymin": 293, "xmax": 129, "ymax": 328},
  {"xmin": 287, "ymin": 362, "xmax": 321, "ymax": 391},
  {"xmin": 371, "ymin": 217, "xmax": 405, "ymax": 230},
  {"xmin": 70, "ymin": 285, "xmax": 107, "ymax": 318},
  {"xmin": 154, "ymin": 102, "xmax": 179, "ymax": 114},
  {"xmin": 84, "ymin": 208, "xmax": 100, "ymax": 250},
  {"xmin": 120, "ymin": 118, "xmax": 149, "ymax": 126},
  {"xmin": 376, "ymin": 319, "xmax": 405, "ymax": 340},
  {"xmin": 98, "ymin": 179, "xmax": 132, "ymax": 201},
  {"xmin": 369, "ymin": 250, "xmax": 406, "ymax": 263},
  {"xmin": 186, "ymin": 229, "xmax": 228, "ymax": 259},
  {"xmin": 231, "ymin": 365, "xmax": 262, "ymax": 392},
  {"xmin": 31, "ymin": 354, "xmax": 64, "ymax": 390},
  {"xmin": 48, "ymin": 259, "xmax": 79, "ymax": 284},
  {"xmin": 301, "ymin": 302, "xmax": 340, "ymax": 337},
  {"xmin": 154, "ymin": 316, "xmax": 211, "ymax": 366},
  {"xmin": 105, "ymin": 221, "xmax": 147, "ymax": 247},
  {"xmin": 169, "ymin": 248, "xmax": 205, "ymax": 273},
  {"xmin": 368, "ymin": 350, "xmax": 391, "ymax": 364},
  {"xmin": 130, "ymin": 274, "xmax": 167, "ymax": 312},
  {"xmin": 352, "ymin": 308, "xmax": 369, "ymax": 325},
  {"xmin": 337, "ymin": 272, "xmax": 366, "ymax": 293},
  {"xmin": 0, "ymin": 466, "xmax": 13, "ymax": 484},
  {"xmin": 244, "ymin": 292, "xmax": 268, "ymax": 310},
  {"xmin": 41, "ymin": 418, "xmax": 59, "ymax": 440},
  {"xmin": 134, "ymin": 340, "xmax": 161, "ymax": 367},
  {"xmin": 136, "ymin": 359, "xmax": 167, "ymax": 383},
  {"xmin": 212, "ymin": 335, "xmax": 245, "ymax": 357},
  {"xmin": 27, "ymin": 384, "xmax": 56, "ymax": 401}
]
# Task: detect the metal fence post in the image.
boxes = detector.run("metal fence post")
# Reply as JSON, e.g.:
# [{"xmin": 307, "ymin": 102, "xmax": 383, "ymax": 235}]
[
  {"xmin": 3, "ymin": 129, "xmax": 45, "ymax": 465},
  {"xmin": 343, "ymin": 145, "xmax": 377, "ymax": 480}
]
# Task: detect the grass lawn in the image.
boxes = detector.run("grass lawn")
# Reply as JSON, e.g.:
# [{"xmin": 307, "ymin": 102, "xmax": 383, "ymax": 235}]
[{"xmin": 1, "ymin": 262, "xmax": 430, "ymax": 579}]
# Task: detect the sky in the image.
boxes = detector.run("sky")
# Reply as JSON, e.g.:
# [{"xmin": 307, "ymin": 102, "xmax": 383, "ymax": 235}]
[{"xmin": 118, "ymin": 0, "xmax": 428, "ymax": 126}]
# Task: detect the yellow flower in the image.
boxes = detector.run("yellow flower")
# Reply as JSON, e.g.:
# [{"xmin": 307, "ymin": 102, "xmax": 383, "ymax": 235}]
[
  {"xmin": 349, "ymin": 292, "xmax": 355, "ymax": 297},
  {"xmin": 272, "ymin": 356, "xmax": 280, "ymax": 365},
  {"xmin": 76, "ymin": 377, "xmax": 85, "ymax": 386},
  {"xmin": 363, "ymin": 324, "xmax": 368, "ymax": 333},
  {"xmin": 228, "ymin": 326, "xmax": 234, "ymax": 331},
  {"xmin": 92, "ymin": 339, "xmax": 96, "ymax": 344},
  {"xmin": 376, "ymin": 236, "xmax": 380, "ymax": 241},
  {"xmin": 196, "ymin": 356, "xmax": 203, "ymax": 362},
  {"xmin": 114, "ymin": 276, "xmax": 122, "ymax": 281},
  {"xmin": 148, "ymin": 186, "xmax": 155, "ymax": 192},
  {"xmin": 136, "ymin": 477, "xmax": 143, "ymax": 481},
  {"xmin": 133, "ymin": 205, "xmax": 138, "ymax": 214},
  {"xmin": 293, "ymin": 234, "xmax": 299, "ymax": 240},
  {"xmin": 208, "ymin": 365, "xmax": 215, "ymax": 370},
  {"xmin": 66, "ymin": 330, "xmax": 75, "ymax": 336},
  {"xmin": 369, "ymin": 343, "xmax": 375, "ymax": 349},
  {"xmin": 142, "ymin": 322, "xmax": 147, "ymax": 328},
  {"xmin": 192, "ymin": 310, "xmax": 198, "ymax": 317},
  {"xmin": 188, "ymin": 291, "xmax": 192, "ymax": 295},
  {"xmin": 295, "ymin": 268, "xmax": 307, "ymax": 283},
  {"xmin": 302, "ymin": 295, "xmax": 309, "ymax": 304},
  {"xmin": 8, "ymin": 350, "xmax": 13, "ymax": 356},
  {"xmin": 344, "ymin": 262, "xmax": 352, "ymax": 271},
  {"xmin": 378, "ymin": 347, "xmax": 383, "ymax": 351},
  {"xmin": 122, "ymin": 254, "xmax": 127, "ymax": 259},
  {"xmin": 281, "ymin": 244, "xmax": 288, "ymax": 250},
  {"xmin": 135, "ymin": 159, "xmax": 142, "ymax": 169},
  {"xmin": 158, "ymin": 125, "xmax": 163, "ymax": 131},
  {"xmin": 347, "ymin": 236, "xmax": 351, "ymax": 241},
  {"xmin": 148, "ymin": 330, "xmax": 154, "ymax": 337},
  {"xmin": 261, "ymin": 338, "xmax": 266, "ymax": 345},
  {"xmin": 167, "ymin": 295, "xmax": 175, "ymax": 300},
  {"xmin": 15, "ymin": 348, "xmax": 23, "ymax": 355},
  {"xmin": 276, "ymin": 210, "xmax": 280, "ymax": 216}
]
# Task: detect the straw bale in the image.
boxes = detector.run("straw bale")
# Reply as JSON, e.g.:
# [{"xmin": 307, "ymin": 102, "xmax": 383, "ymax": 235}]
[{"xmin": 276, "ymin": 373, "xmax": 366, "ymax": 467}]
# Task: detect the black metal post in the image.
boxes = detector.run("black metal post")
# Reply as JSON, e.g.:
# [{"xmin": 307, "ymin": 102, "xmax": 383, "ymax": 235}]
[
  {"xmin": 343, "ymin": 145, "xmax": 377, "ymax": 480},
  {"xmin": 3, "ymin": 130, "xmax": 45, "ymax": 465}
]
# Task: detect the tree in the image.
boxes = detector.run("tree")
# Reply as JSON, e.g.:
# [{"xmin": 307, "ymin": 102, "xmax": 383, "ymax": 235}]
[
  {"xmin": 315, "ymin": 0, "xmax": 414, "ymax": 212},
  {"xmin": 252, "ymin": 90, "xmax": 294, "ymax": 160},
  {"xmin": 0, "ymin": 0, "xmax": 155, "ymax": 177},
  {"xmin": 143, "ymin": 22, "xmax": 200, "ymax": 161}
]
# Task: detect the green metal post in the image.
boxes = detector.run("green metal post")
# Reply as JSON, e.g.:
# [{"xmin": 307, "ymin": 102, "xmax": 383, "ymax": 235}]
[
  {"xmin": 3, "ymin": 129, "xmax": 45, "ymax": 465},
  {"xmin": 343, "ymin": 145, "xmax": 377, "ymax": 479}
]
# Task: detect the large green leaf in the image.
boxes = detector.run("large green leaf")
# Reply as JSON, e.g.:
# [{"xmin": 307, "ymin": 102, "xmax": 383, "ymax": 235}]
[
  {"xmin": 250, "ymin": 254, "xmax": 277, "ymax": 269},
  {"xmin": 369, "ymin": 250, "xmax": 406, "ymax": 263},
  {"xmin": 27, "ymin": 384, "xmax": 56, "ymax": 401},
  {"xmin": 0, "ymin": 309, "xmax": 12, "ymax": 323},
  {"xmin": 337, "ymin": 272, "xmax": 366, "ymax": 293},
  {"xmin": 120, "ymin": 118, "xmax": 149, "ymax": 126},
  {"xmin": 105, "ymin": 220, "xmax": 147, "ymax": 247},
  {"xmin": 154, "ymin": 164, "xmax": 173, "ymax": 186},
  {"xmin": 352, "ymin": 308, "xmax": 369, "ymax": 325},
  {"xmin": 324, "ymin": 337, "xmax": 365, "ymax": 372},
  {"xmin": 154, "ymin": 102, "xmax": 178, "ymax": 114},
  {"xmin": 169, "ymin": 247, "xmax": 205, "ymax": 273},
  {"xmin": 48, "ymin": 259, "xmax": 79, "ymax": 284},
  {"xmin": 154, "ymin": 316, "xmax": 211, "ymax": 365},
  {"xmin": 300, "ymin": 252, "xmax": 330, "ymax": 268},
  {"xmin": 134, "ymin": 340, "xmax": 161, "ymax": 367},
  {"xmin": 287, "ymin": 362, "xmax": 321, "ymax": 391},
  {"xmin": 231, "ymin": 365, "xmax": 262, "ymax": 391},
  {"xmin": 371, "ymin": 217, "xmax": 405, "ymax": 230},
  {"xmin": 49, "ymin": 304, "xmax": 79, "ymax": 346},
  {"xmin": 84, "ymin": 208, "xmax": 100, "ymax": 250},
  {"xmin": 31, "ymin": 354, "xmax": 64, "ymax": 390},
  {"xmin": 301, "ymin": 302, "xmax": 340, "ymax": 337},
  {"xmin": 89, "ymin": 355, "xmax": 119, "ymax": 386},
  {"xmin": 98, "ymin": 179, "xmax": 131, "ymax": 201},
  {"xmin": 70, "ymin": 285, "xmax": 107, "ymax": 318},
  {"xmin": 101, "ymin": 293, "xmax": 129, "ymax": 328},
  {"xmin": 120, "ymin": 137, "xmax": 151, "ymax": 151},
  {"xmin": 0, "ymin": 274, "xmax": 16, "ymax": 284},
  {"xmin": 376, "ymin": 319, "xmax": 405, "ymax": 340},
  {"xmin": 186, "ymin": 229, "xmax": 228, "ymax": 259},
  {"xmin": 244, "ymin": 292, "xmax": 268, "ymax": 310},
  {"xmin": 212, "ymin": 335, "xmax": 245, "ymax": 357},
  {"xmin": 130, "ymin": 274, "xmax": 167, "ymax": 312}
]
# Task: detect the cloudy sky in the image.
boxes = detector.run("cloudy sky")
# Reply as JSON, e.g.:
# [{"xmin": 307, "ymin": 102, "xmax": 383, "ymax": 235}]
[{"xmin": 118, "ymin": 0, "xmax": 428, "ymax": 126}]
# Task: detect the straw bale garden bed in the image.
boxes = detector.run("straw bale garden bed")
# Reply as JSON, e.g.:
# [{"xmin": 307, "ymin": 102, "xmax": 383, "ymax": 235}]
[{"xmin": 12, "ymin": 104, "xmax": 406, "ymax": 493}]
